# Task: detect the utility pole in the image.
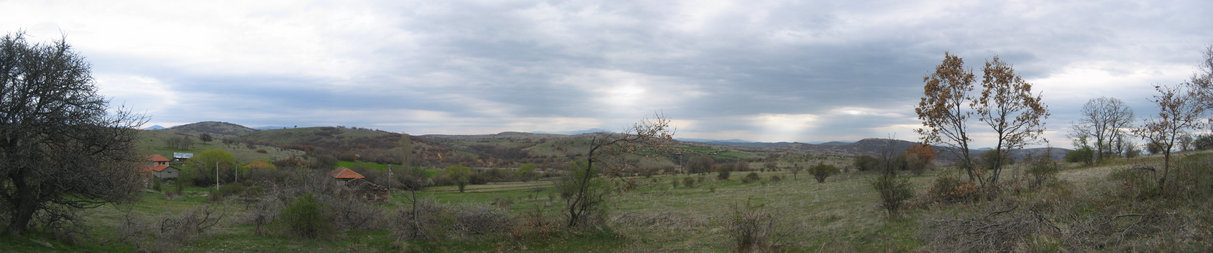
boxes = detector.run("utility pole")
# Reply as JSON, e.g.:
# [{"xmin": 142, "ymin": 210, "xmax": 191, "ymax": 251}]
[{"xmin": 215, "ymin": 161, "xmax": 219, "ymax": 190}]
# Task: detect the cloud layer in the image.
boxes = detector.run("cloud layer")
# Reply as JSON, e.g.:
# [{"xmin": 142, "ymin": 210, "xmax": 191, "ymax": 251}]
[{"xmin": 3, "ymin": 0, "xmax": 1211, "ymax": 148}]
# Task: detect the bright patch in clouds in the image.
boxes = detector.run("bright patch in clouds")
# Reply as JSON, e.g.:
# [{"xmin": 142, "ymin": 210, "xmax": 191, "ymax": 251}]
[{"xmin": 752, "ymin": 113, "xmax": 818, "ymax": 142}]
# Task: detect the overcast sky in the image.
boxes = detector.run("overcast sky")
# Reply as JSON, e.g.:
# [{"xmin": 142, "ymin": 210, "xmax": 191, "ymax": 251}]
[{"xmin": 3, "ymin": 0, "xmax": 1211, "ymax": 148}]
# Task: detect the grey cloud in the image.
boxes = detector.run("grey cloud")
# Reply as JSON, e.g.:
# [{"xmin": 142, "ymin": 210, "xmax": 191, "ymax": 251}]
[{"xmin": 8, "ymin": 0, "xmax": 1211, "ymax": 144}]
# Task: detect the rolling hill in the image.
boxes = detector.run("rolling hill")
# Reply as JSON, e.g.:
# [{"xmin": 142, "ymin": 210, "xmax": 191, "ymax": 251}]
[{"xmin": 137, "ymin": 121, "xmax": 1070, "ymax": 170}]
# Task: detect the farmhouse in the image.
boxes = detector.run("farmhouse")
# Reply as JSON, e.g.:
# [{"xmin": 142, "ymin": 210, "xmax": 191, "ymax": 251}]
[
  {"xmin": 327, "ymin": 167, "xmax": 366, "ymax": 181},
  {"xmin": 144, "ymin": 154, "xmax": 180, "ymax": 180},
  {"xmin": 326, "ymin": 167, "xmax": 389, "ymax": 202}
]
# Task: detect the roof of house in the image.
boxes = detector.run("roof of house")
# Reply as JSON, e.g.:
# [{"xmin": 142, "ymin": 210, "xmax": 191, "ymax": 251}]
[
  {"xmin": 150, "ymin": 165, "xmax": 172, "ymax": 172},
  {"xmin": 147, "ymin": 154, "xmax": 170, "ymax": 162},
  {"xmin": 328, "ymin": 167, "xmax": 366, "ymax": 179}
]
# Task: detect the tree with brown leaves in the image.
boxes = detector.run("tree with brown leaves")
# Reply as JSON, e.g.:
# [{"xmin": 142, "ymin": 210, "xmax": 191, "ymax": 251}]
[
  {"xmin": 916, "ymin": 52, "xmax": 978, "ymax": 181},
  {"xmin": 974, "ymin": 56, "xmax": 1050, "ymax": 184},
  {"xmin": 1136, "ymin": 84, "xmax": 1204, "ymax": 190}
]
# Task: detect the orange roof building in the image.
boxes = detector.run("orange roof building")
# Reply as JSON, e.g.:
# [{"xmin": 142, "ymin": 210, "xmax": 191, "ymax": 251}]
[
  {"xmin": 328, "ymin": 167, "xmax": 366, "ymax": 180},
  {"xmin": 142, "ymin": 154, "xmax": 180, "ymax": 180},
  {"xmin": 150, "ymin": 165, "xmax": 172, "ymax": 172},
  {"xmin": 148, "ymin": 154, "xmax": 170, "ymax": 163}
]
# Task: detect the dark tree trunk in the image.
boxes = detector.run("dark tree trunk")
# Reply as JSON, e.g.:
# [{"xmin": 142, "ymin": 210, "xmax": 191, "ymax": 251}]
[{"xmin": 6, "ymin": 173, "xmax": 37, "ymax": 236}]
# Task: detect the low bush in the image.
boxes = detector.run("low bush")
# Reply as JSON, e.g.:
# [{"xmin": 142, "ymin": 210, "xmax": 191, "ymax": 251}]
[
  {"xmin": 394, "ymin": 199, "xmax": 512, "ymax": 241},
  {"xmin": 1025, "ymin": 153, "xmax": 1060, "ymax": 189},
  {"xmin": 120, "ymin": 205, "xmax": 225, "ymax": 252},
  {"xmin": 742, "ymin": 172, "xmax": 761, "ymax": 183},
  {"xmin": 927, "ymin": 176, "xmax": 981, "ymax": 204},
  {"xmin": 873, "ymin": 175, "xmax": 914, "ymax": 217},
  {"xmin": 322, "ymin": 194, "xmax": 383, "ymax": 232},
  {"xmin": 809, "ymin": 163, "xmax": 840, "ymax": 183},
  {"xmin": 717, "ymin": 167, "xmax": 731, "ymax": 181},
  {"xmin": 725, "ymin": 200, "xmax": 779, "ymax": 253},
  {"xmin": 683, "ymin": 177, "xmax": 696, "ymax": 188},
  {"xmin": 1112, "ymin": 154, "xmax": 1213, "ymax": 200},
  {"xmin": 452, "ymin": 203, "xmax": 512, "ymax": 236},
  {"xmin": 1065, "ymin": 147, "xmax": 1094, "ymax": 165},
  {"xmin": 277, "ymin": 194, "xmax": 333, "ymax": 239}
]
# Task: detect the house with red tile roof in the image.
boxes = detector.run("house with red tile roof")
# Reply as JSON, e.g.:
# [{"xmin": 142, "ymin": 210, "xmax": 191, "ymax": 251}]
[
  {"xmin": 328, "ymin": 167, "xmax": 366, "ymax": 180},
  {"xmin": 327, "ymin": 167, "xmax": 389, "ymax": 202},
  {"xmin": 145, "ymin": 154, "xmax": 180, "ymax": 180}
]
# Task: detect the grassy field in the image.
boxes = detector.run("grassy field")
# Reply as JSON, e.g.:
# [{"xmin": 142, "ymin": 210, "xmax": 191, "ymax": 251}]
[{"xmin": 3, "ymin": 152, "xmax": 1211, "ymax": 252}]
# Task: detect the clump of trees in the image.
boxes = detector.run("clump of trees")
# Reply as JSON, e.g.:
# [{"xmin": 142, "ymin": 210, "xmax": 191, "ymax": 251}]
[{"xmin": 916, "ymin": 53, "xmax": 1049, "ymax": 189}]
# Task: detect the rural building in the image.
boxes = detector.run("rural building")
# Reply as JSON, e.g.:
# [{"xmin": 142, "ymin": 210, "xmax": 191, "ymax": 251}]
[
  {"xmin": 326, "ymin": 167, "xmax": 388, "ymax": 202},
  {"xmin": 328, "ymin": 167, "xmax": 366, "ymax": 181},
  {"xmin": 143, "ymin": 154, "xmax": 180, "ymax": 180},
  {"xmin": 173, "ymin": 152, "xmax": 194, "ymax": 162}
]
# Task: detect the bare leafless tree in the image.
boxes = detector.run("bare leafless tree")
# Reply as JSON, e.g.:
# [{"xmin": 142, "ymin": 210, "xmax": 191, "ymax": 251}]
[
  {"xmin": 1070, "ymin": 97, "xmax": 1134, "ymax": 164},
  {"xmin": 0, "ymin": 32, "xmax": 145, "ymax": 235}
]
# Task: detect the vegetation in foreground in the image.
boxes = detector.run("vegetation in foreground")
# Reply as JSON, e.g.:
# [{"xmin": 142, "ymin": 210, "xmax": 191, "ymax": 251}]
[{"xmin": 2, "ymin": 149, "xmax": 1212, "ymax": 252}]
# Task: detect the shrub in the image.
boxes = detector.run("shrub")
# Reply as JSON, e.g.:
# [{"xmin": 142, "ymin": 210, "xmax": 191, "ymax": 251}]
[
  {"xmin": 809, "ymin": 163, "xmax": 840, "ymax": 183},
  {"xmin": 928, "ymin": 176, "xmax": 980, "ymax": 203},
  {"xmin": 208, "ymin": 182, "xmax": 246, "ymax": 202},
  {"xmin": 768, "ymin": 175, "xmax": 782, "ymax": 182},
  {"xmin": 853, "ymin": 155, "xmax": 880, "ymax": 171},
  {"xmin": 1112, "ymin": 154, "xmax": 1213, "ymax": 200},
  {"xmin": 979, "ymin": 149, "xmax": 1013, "ymax": 169},
  {"xmin": 451, "ymin": 203, "xmax": 511, "ymax": 236},
  {"xmin": 742, "ymin": 172, "xmax": 761, "ymax": 183},
  {"xmin": 683, "ymin": 177, "xmax": 696, "ymax": 188},
  {"xmin": 554, "ymin": 165, "xmax": 613, "ymax": 228},
  {"xmin": 1065, "ymin": 147, "xmax": 1094, "ymax": 165},
  {"xmin": 152, "ymin": 179, "xmax": 162, "ymax": 192},
  {"xmin": 445, "ymin": 165, "xmax": 473, "ymax": 192},
  {"xmin": 322, "ymin": 195, "xmax": 383, "ymax": 232},
  {"xmin": 688, "ymin": 156, "xmax": 714, "ymax": 174},
  {"xmin": 725, "ymin": 200, "xmax": 778, "ymax": 252},
  {"xmin": 873, "ymin": 175, "xmax": 914, "ymax": 216},
  {"xmin": 119, "ymin": 205, "xmax": 225, "ymax": 252},
  {"xmin": 1025, "ymin": 153, "xmax": 1060, "ymax": 188},
  {"xmin": 277, "ymin": 194, "xmax": 333, "ymax": 239},
  {"xmin": 393, "ymin": 199, "xmax": 511, "ymax": 241},
  {"xmin": 903, "ymin": 153, "xmax": 930, "ymax": 175},
  {"xmin": 395, "ymin": 198, "xmax": 449, "ymax": 241},
  {"xmin": 717, "ymin": 166, "xmax": 732, "ymax": 181}
]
